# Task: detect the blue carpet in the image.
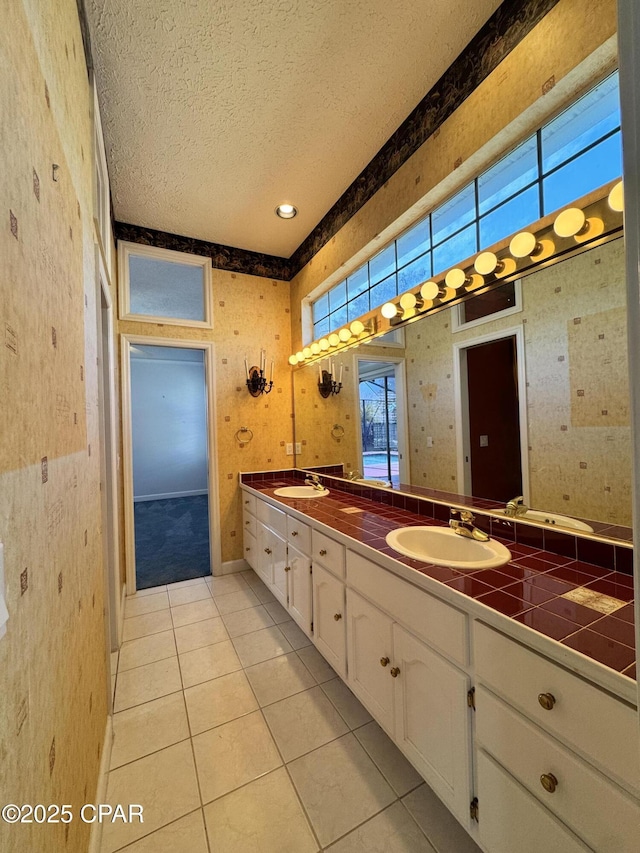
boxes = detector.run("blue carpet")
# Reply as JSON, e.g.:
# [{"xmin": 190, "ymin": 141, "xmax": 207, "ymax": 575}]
[{"xmin": 134, "ymin": 494, "xmax": 211, "ymax": 589}]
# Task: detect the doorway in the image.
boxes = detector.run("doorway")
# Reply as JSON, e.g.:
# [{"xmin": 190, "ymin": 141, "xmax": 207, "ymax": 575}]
[
  {"xmin": 121, "ymin": 336, "xmax": 221, "ymax": 592},
  {"xmin": 356, "ymin": 357, "xmax": 409, "ymax": 487},
  {"xmin": 454, "ymin": 326, "xmax": 529, "ymax": 503}
]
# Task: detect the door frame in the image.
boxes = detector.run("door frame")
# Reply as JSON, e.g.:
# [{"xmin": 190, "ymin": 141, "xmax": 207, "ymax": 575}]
[
  {"xmin": 353, "ymin": 353, "xmax": 410, "ymax": 485},
  {"xmin": 120, "ymin": 334, "xmax": 222, "ymax": 593},
  {"xmin": 452, "ymin": 325, "xmax": 530, "ymax": 504}
]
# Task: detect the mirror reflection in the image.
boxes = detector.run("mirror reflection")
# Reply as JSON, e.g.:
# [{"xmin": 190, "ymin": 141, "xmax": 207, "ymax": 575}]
[{"xmin": 293, "ymin": 236, "xmax": 631, "ymax": 542}]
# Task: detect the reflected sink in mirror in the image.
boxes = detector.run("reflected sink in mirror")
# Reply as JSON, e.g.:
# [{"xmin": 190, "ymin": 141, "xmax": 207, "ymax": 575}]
[
  {"xmin": 358, "ymin": 478, "xmax": 391, "ymax": 487},
  {"xmin": 492, "ymin": 508, "xmax": 594, "ymax": 533},
  {"xmin": 273, "ymin": 485, "xmax": 330, "ymax": 498},
  {"xmin": 386, "ymin": 526, "xmax": 511, "ymax": 570}
]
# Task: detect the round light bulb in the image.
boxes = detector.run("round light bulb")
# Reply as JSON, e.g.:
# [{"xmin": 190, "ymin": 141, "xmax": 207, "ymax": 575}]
[
  {"xmin": 296, "ymin": 351, "xmax": 305, "ymax": 362},
  {"xmin": 554, "ymin": 207, "xmax": 586, "ymax": 238},
  {"xmin": 310, "ymin": 342, "xmax": 321, "ymax": 355},
  {"xmin": 608, "ymin": 180, "xmax": 624, "ymax": 212},
  {"xmin": 319, "ymin": 338, "xmax": 330, "ymax": 351},
  {"xmin": 445, "ymin": 268, "xmax": 468, "ymax": 289},
  {"xmin": 474, "ymin": 252, "xmax": 499, "ymax": 275},
  {"xmin": 420, "ymin": 281, "xmax": 440, "ymax": 301},
  {"xmin": 288, "ymin": 354, "xmax": 298, "ymax": 365},
  {"xmin": 350, "ymin": 320, "xmax": 365, "ymax": 336},
  {"xmin": 275, "ymin": 203, "xmax": 297, "ymax": 219},
  {"xmin": 399, "ymin": 292, "xmax": 417, "ymax": 311},
  {"xmin": 381, "ymin": 302, "xmax": 398, "ymax": 319},
  {"xmin": 338, "ymin": 328, "xmax": 352, "ymax": 342},
  {"xmin": 575, "ymin": 217, "xmax": 604, "ymax": 244},
  {"xmin": 302, "ymin": 347, "xmax": 312, "ymax": 359},
  {"xmin": 509, "ymin": 231, "xmax": 537, "ymax": 258},
  {"xmin": 466, "ymin": 273, "xmax": 485, "ymax": 291},
  {"xmin": 328, "ymin": 333, "xmax": 340, "ymax": 347}
]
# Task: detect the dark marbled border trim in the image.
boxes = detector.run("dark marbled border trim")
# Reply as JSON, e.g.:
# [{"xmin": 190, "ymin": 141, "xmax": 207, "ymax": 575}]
[{"xmin": 114, "ymin": 221, "xmax": 291, "ymax": 281}]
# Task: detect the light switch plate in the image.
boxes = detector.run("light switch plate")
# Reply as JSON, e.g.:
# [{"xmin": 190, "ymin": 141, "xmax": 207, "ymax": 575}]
[
  {"xmin": 285, "ymin": 443, "xmax": 293, "ymax": 456},
  {"xmin": 426, "ymin": 436, "xmax": 433, "ymax": 447},
  {"xmin": 295, "ymin": 443, "xmax": 302, "ymax": 454},
  {"xmin": 480, "ymin": 435, "xmax": 489, "ymax": 447}
]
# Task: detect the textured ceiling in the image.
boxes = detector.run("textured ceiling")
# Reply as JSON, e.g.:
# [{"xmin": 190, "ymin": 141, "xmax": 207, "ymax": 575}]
[{"xmin": 87, "ymin": 0, "xmax": 502, "ymax": 258}]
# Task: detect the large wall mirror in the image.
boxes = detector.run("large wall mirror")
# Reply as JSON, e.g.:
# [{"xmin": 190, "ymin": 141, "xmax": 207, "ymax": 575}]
[{"xmin": 292, "ymin": 231, "xmax": 631, "ymax": 545}]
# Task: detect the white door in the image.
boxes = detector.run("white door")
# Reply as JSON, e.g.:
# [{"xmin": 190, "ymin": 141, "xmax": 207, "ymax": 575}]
[{"xmin": 312, "ymin": 563, "xmax": 346, "ymax": 677}]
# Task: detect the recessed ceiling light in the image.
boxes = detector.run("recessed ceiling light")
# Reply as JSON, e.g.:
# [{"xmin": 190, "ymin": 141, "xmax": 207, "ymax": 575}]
[{"xmin": 275, "ymin": 203, "xmax": 298, "ymax": 219}]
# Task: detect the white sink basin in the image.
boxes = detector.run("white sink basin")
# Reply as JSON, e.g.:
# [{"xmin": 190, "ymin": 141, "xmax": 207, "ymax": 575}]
[
  {"xmin": 273, "ymin": 485, "xmax": 330, "ymax": 498},
  {"xmin": 493, "ymin": 508, "xmax": 593, "ymax": 533},
  {"xmin": 386, "ymin": 526, "xmax": 511, "ymax": 570}
]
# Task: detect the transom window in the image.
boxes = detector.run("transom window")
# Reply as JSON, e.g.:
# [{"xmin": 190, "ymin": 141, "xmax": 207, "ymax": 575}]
[{"xmin": 311, "ymin": 72, "xmax": 621, "ymax": 340}]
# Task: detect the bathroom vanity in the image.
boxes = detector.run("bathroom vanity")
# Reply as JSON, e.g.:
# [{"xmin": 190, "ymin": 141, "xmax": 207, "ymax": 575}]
[{"xmin": 241, "ymin": 471, "xmax": 639, "ymax": 853}]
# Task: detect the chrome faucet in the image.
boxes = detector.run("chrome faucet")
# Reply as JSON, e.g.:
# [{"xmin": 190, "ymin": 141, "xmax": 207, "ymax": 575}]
[
  {"xmin": 449, "ymin": 508, "xmax": 489, "ymax": 541},
  {"xmin": 504, "ymin": 495, "xmax": 528, "ymax": 518},
  {"xmin": 304, "ymin": 472, "xmax": 324, "ymax": 491}
]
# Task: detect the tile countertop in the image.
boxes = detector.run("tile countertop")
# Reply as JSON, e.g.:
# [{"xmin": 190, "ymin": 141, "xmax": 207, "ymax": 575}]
[{"xmin": 241, "ymin": 474, "xmax": 637, "ymax": 705}]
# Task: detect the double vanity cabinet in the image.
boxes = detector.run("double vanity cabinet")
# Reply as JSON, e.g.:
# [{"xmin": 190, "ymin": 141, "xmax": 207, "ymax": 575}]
[{"xmin": 241, "ymin": 483, "xmax": 640, "ymax": 852}]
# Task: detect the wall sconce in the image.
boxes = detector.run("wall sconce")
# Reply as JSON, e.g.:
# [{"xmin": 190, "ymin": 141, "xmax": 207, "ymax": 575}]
[
  {"xmin": 318, "ymin": 360, "xmax": 342, "ymax": 397},
  {"xmin": 245, "ymin": 350, "xmax": 273, "ymax": 396}
]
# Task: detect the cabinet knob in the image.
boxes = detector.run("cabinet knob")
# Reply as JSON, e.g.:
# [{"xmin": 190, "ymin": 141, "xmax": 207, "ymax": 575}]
[
  {"xmin": 244, "ymin": 499, "xmax": 250, "ymax": 504},
  {"xmin": 245, "ymin": 547, "xmax": 251, "ymax": 552},
  {"xmin": 291, "ymin": 530, "xmax": 298, "ymax": 536},
  {"xmin": 245, "ymin": 520, "xmax": 250, "ymax": 525},
  {"xmin": 284, "ymin": 565, "xmax": 291, "ymax": 572},
  {"xmin": 390, "ymin": 667, "xmax": 400, "ymax": 678},
  {"xmin": 319, "ymin": 549, "xmax": 327, "ymax": 556},
  {"xmin": 540, "ymin": 773, "xmax": 558, "ymax": 794},
  {"xmin": 380, "ymin": 656, "xmax": 390, "ymax": 667},
  {"xmin": 538, "ymin": 692, "xmax": 556, "ymax": 711},
  {"xmin": 264, "ymin": 548, "xmax": 272, "ymax": 555},
  {"xmin": 334, "ymin": 613, "xmax": 342, "ymax": 621}
]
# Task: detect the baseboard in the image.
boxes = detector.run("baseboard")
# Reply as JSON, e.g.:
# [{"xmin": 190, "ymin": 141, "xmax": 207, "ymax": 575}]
[
  {"xmin": 133, "ymin": 489, "xmax": 208, "ymax": 503},
  {"xmin": 219, "ymin": 558, "xmax": 250, "ymax": 575},
  {"xmin": 88, "ymin": 716, "xmax": 113, "ymax": 853},
  {"xmin": 118, "ymin": 582, "xmax": 126, "ymax": 646}
]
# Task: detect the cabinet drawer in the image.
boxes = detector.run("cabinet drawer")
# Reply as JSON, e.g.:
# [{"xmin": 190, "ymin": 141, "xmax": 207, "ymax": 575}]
[
  {"xmin": 241, "ymin": 491, "xmax": 257, "ymax": 517},
  {"xmin": 477, "ymin": 750, "xmax": 590, "ymax": 853},
  {"xmin": 243, "ymin": 529, "xmax": 257, "ymax": 571},
  {"xmin": 257, "ymin": 499, "xmax": 286, "ymax": 537},
  {"xmin": 312, "ymin": 530, "xmax": 345, "ymax": 578},
  {"xmin": 347, "ymin": 550, "xmax": 468, "ymax": 666},
  {"xmin": 474, "ymin": 621, "xmax": 640, "ymax": 792},
  {"xmin": 243, "ymin": 509, "xmax": 256, "ymax": 538},
  {"xmin": 287, "ymin": 516, "xmax": 311, "ymax": 555},
  {"xmin": 477, "ymin": 686, "xmax": 640, "ymax": 852}
]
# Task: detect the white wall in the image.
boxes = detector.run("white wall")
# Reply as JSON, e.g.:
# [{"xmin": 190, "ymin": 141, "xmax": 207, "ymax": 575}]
[{"xmin": 131, "ymin": 352, "xmax": 208, "ymax": 500}]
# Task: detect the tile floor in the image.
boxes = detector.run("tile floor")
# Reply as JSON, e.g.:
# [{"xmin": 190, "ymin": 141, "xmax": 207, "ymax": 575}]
[{"xmin": 102, "ymin": 571, "xmax": 482, "ymax": 853}]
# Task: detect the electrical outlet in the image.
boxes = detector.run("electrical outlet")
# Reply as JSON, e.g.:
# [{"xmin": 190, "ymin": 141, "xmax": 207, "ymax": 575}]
[
  {"xmin": 285, "ymin": 443, "xmax": 293, "ymax": 456},
  {"xmin": 295, "ymin": 442, "xmax": 302, "ymax": 454}
]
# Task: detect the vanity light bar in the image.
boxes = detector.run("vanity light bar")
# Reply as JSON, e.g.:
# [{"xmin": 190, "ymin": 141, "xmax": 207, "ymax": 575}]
[{"xmin": 288, "ymin": 180, "xmax": 624, "ymax": 366}]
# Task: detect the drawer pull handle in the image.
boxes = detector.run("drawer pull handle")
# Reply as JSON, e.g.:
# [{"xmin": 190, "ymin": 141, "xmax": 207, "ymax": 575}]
[
  {"xmin": 291, "ymin": 530, "xmax": 298, "ymax": 536},
  {"xmin": 264, "ymin": 548, "xmax": 272, "ymax": 555},
  {"xmin": 319, "ymin": 549, "xmax": 327, "ymax": 556},
  {"xmin": 245, "ymin": 520, "xmax": 250, "ymax": 525},
  {"xmin": 390, "ymin": 667, "xmax": 400, "ymax": 678},
  {"xmin": 284, "ymin": 565, "xmax": 291, "ymax": 572},
  {"xmin": 334, "ymin": 613, "xmax": 342, "ymax": 621},
  {"xmin": 244, "ymin": 500, "xmax": 250, "ymax": 505},
  {"xmin": 380, "ymin": 656, "xmax": 390, "ymax": 667},
  {"xmin": 245, "ymin": 547, "xmax": 251, "ymax": 552},
  {"xmin": 540, "ymin": 773, "xmax": 558, "ymax": 794},
  {"xmin": 538, "ymin": 692, "xmax": 556, "ymax": 711}
]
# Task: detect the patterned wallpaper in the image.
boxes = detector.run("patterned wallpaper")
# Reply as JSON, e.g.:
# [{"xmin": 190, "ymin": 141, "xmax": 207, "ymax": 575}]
[{"xmin": 1, "ymin": 2, "xmax": 108, "ymax": 851}]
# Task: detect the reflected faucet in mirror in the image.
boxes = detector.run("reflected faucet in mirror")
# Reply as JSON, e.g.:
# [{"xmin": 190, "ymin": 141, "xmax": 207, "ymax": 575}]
[{"xmin": 504, "ymin": 496, "xmax": 528, "ymax": 518}]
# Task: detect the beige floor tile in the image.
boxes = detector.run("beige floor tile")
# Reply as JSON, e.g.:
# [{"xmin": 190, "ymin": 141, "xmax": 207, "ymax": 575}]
[
  {"xmin": 209, "ymin": 574, "xmax": 249, "ymax": 596},
  {"xmin": 214, "ymin": 587, "xmax": 260, "ymax": 614},
  {"xmin": 402, "ymin": 784, "xmax": 483, "ymax": 853},
  {"xmin": 355, "ymin": 721, "xmax": 422, "ymax": 795},
  {"xmin": 110, "ymin": 693, "xmax": 189, "ymax": 769},
  {"xmin": 131, "ymin": 584, "xmax": 167, "ymax": 597},
  {"xmin": 278, "ymin": 619, "xmax": 312, "ymax": 649},
  {"xmin": 112, "ymin": 810, "xmax": 208, "ymax": 853},
  {"xmin": 174, "ymin": 616, "xmax": 228, "ymax": 654},
  {"xmin": 245, "ymin": 652, "xmax": 316, "ymax": 707},
  {"xmin": 179, "ymin": 640, "xmax": 242, "ymax": 688},
  {"xmin": 232, "ymin": 625, "xmax": 292, "ymax": 667},
  {"xmin": 166, "ymin": 577, "xmax": 208, "ymax": 591},
  {"xmin": 263, "ymin": 686, "xmax": 348, "ymax": 761},
  {"xmin": 125, "ymin": 591, "xmax": 170, "ymax": 618},
  {"xmin": 327, "ymin": 802, "xmax": 436, "ymax": 853},
  {"xmin": 203, "ymin": 767, "xmax": 317, "ymax": 853},
  {"xmin": 184, "ymin": 670, "xmax": 258, "ymax": 734},
  {"xmin": 123, "ymin": 609, "xmax": 173, "ymax": 642},
  {"xmin": 193, "ymin": 710, "xmax": 282, "ymax": 803},
  {"xmin": 100, "ymin": 741, "xmax": 200, "ymax": 853},
  {"xmin": 222, "ymin": 604, "xmax": 275, "ymax": 638},
  {"xmin": 288, "ymin": 733, "xmax": 395, "ymax": 847},
  {"xmin": 171, "ymin": 598, "xmax": 219, "ymax": 628},
  {"xmin": 262, "ymin": 599, "xmax": 290, "ymax": 624},
  {"xmin": 321, "ymin": 678, "xmax": 373, "ymax": 729},
  {"xmin": 168, "ymin": 584, "xmax": 212, "ymax": 607},
  {"xmin": 296, "ymin": 645, "xmax": 337, "ymax": 683},
  {"xmin": 118, "ymin": 630, "xmax": 176, "ymax": 672},
  {"xmin": 114, "ymin": 657, "xmax": 182, "ymax": 712}
]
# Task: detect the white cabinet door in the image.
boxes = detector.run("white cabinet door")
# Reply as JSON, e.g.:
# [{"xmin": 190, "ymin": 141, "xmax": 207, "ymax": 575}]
[
  {"xmin": 288, "ymin": 541, "xmax": 312, "ymax": 634},
  {"xmin": 477, "ymin": 750, "xmax": 590, "ymax": 853},
  {"xmin": 312, "ymin": 562, "xmax": 346, "ymax": 677},
  {"xmin": 346, "ymin": 589, "xmax": 395, "ymax": 734},
  {"xmin": 243, "ymin": 528, "xmax": 257, "ymax": 571},
  {"xmin": 393, "ymin": 624, "xmax": 472, "ymax": 823},
  {"xmin": 270, "ymin": 529, "xmax": 288, "ymax": 607},
  {"xmin": 255, "ymin": 520, "xmax": 273, "ymax": 586}
]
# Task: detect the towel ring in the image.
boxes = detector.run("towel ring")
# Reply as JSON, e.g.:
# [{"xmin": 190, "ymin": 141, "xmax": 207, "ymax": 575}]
[
  {"xmin": 235, "ymin": 426, "xmax": 254, "ymax": 444},
  {"xmin": 331, "ymin": 424, "xmax": 345, "ymax": 439}
]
